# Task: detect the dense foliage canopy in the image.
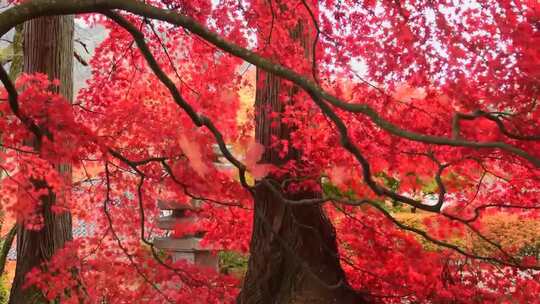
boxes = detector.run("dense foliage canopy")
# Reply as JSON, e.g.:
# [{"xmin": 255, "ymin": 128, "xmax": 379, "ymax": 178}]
[{"xmin": 0, "ymin": 0, "xmax": 539, "ymax": 303}]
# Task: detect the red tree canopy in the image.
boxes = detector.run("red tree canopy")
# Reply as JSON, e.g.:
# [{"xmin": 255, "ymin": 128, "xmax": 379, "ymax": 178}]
[{"xmin": 0, "ymin": 0, "xmax": 539, "ymax": 303}]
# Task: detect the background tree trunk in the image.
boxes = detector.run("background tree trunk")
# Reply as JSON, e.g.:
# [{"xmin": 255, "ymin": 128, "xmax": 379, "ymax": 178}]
[
  {"xmin": 238, "ymin": 17, "xmax": 368, "ymax": 304},
  {"xmin": 9, "ymin": 15, "xmax": 74, "ymax": 304}
]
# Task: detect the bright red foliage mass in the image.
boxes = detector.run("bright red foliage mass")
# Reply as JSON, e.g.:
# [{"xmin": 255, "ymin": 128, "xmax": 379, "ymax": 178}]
[{"xmin": 0, "ymin": 0, "xmax": 540, "ymax": 303}]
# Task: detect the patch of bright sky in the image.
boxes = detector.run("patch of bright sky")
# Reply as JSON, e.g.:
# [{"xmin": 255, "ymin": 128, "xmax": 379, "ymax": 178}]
[
  {"xmin": 75, "ymin": 0, "xmax": 519, "ymax": 90},
  {"xmin": 71, "ymin": 0, "xmax": 367, "ymax": 79}
]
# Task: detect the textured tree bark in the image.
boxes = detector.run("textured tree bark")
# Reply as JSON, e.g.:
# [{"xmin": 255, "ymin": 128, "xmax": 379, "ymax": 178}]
[
  {"xmin": 238, "ymin": 16, "xmax": 368, "ymax": 304},
  {"xmin": 9, "ymin": 16, "xmax": 74, "ymax": 304}
]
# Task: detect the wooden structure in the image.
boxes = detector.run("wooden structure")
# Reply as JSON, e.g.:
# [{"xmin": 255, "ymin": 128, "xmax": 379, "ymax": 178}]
[
  {"xmin": 154, "ymin": 144, "xmax": 235, "ymax": 270},
  {"xmin": 154, "ymin": 199, "xmax": 218, "ymax": 269}
]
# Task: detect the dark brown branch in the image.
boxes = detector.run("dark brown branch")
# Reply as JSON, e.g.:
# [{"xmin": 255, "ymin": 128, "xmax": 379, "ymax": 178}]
[
  {"xmin": 102, "ymin": 162, "xmax": 175, "ymax": 304},
  {"xmin": 307, "ymin": 92, "xmax": 444, "ymax": 212},
  {"xmin": 365, "ymin": 200, "xmax": 540, "ymax": 271},
  {"xmin": 74, "ymin": 38, "xmax": 89, "ymax": 54},
  {"xmin": 161, "ymin": 160, "xmax": 248, "ymax": 209},
  {"xmin": 424, "ymin": 151, "xmax": 449, "ymax": 210},
  {"xmin": 0, "ymin": 164, "xmax": 41, "ymax": 204},
  {"xmin": 74, "ymin": 50, "xmax": 88, "ymax": 66},
  {"xmin": 263, "ymin": 175, "xmax": 524, "ymax": 271},
  {"xmin": 144, "ymin": 18, "xmax": 201, "ymax": 98},
  {"xmin": 106, "ymin": 150, "xmax": 217, "ymax": 287},
  {"xmin": 442, "ymin": 212, "xmax": 519, "ymax": 264},
  {"xmin": 259, "ymin": 178, "xmax": 371, "ymax": 206},
  {"xmin": 0, "ymin": 143, "xmax": 38, "ymax": 154},
  {"xmin": 108, "ymin": 148, "xmax": 169, "ymax": 169},
  {"xmin": 101, "ymin": 11, "xmax": 250, "ymax": 189},
  {"xmin": 453, "ymin": 110, "xmax": 540, "ymax": 141},
  {"xmin": 0, "ymin": 64, "xmax": 47, "ymax": 146}
]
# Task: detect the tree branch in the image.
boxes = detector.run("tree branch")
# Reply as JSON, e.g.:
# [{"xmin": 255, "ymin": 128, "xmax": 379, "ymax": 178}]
[
  {"xmin": 452, "ymin": 110, "xmax": 540, "ymax": 141},
  {"xmin": 102, "ymin": 162, "xmax": 175, "ymax": 304},
  {"xmin": 365, "ymin": 201, "xmax": 540, "ymax": 271},
  {"xmin": 0, "ymin": 65, "xmax": 47, "ymax": 146},
  {"xmin": 101, "ymin": 10, "xmax": 250, "ymax": 189}
]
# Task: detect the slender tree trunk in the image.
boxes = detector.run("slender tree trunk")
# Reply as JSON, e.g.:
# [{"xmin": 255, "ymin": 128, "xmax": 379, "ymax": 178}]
[
  {"xmin": 9, "ymin": 16, "xmax": 74, "ymax": 304},
  {"xmin": 238, "ymin": 16, "xmax": 368, "ymax": 304}
]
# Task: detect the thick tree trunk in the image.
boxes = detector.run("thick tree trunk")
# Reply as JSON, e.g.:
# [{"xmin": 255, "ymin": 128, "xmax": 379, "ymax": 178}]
[
  {"xmin": 9, "ymin": 16, "xmax": 74, "ymax": 304},
  {"xmin": 238, "ymin": 18, "xmax": 367, "ymax": 303}
]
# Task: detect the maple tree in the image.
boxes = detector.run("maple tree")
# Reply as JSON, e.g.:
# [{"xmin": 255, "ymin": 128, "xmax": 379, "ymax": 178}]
[{"xmin": 0, "ymin": 0, "xmax": 539, "ymax": 303}]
